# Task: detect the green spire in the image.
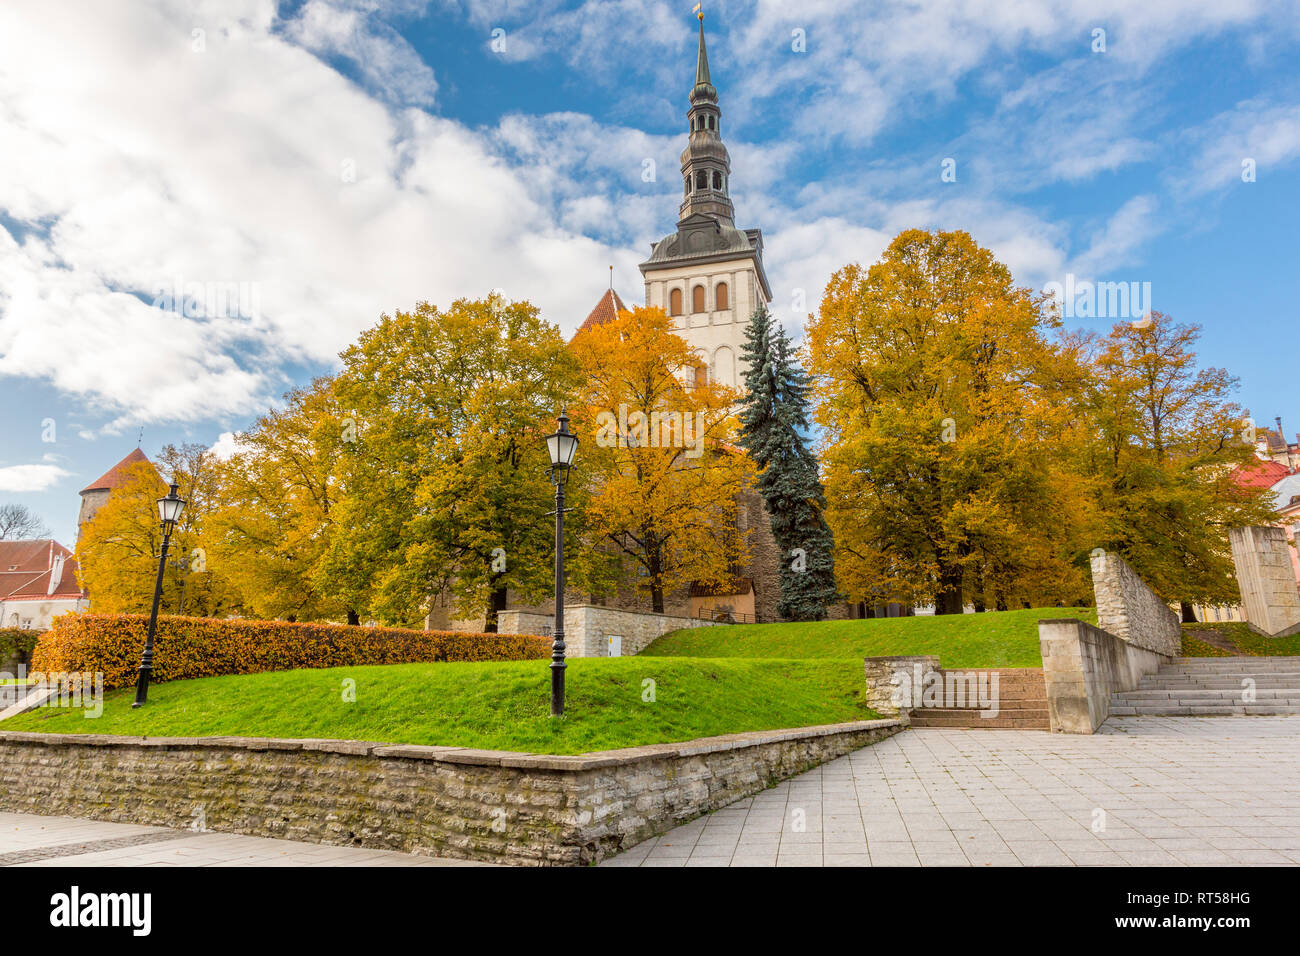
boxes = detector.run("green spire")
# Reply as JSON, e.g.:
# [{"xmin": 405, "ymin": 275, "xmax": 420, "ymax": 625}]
[{"xmin": 694, "ymin": 13, "xmax": 711, "ymax": 90}]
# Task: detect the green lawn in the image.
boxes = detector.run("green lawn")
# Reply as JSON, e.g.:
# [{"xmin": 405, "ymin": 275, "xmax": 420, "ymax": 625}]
[
  {"xmin": 1181, "ymin": 622, "xmax": 1300, "ymax": 657},
  {"xmin": 0, "ymin": 658, "xmax": 878, "ymax": 755},
  {"xmin": 642, "ymin": 606, "xmax": 1095, "ymax": 668}
]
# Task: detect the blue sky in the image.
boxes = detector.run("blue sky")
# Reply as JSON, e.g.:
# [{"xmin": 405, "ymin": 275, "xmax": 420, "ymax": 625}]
[{"xmin": 1, "ymin": 0, "xmax": 1298, "ymax": 545}]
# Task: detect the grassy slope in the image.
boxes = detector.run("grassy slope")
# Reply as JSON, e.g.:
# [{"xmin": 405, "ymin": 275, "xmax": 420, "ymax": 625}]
[
  {"xmin": 0, "ymin": 658, "xmax": 877, "ymax": 755},
  {"xmin": 1181, "ymin": 622, "xmax": 1300, "ymax": 657},
  {"xmin": 642, "ymin": 607, "xmax": 1096, "ymax": 668}
]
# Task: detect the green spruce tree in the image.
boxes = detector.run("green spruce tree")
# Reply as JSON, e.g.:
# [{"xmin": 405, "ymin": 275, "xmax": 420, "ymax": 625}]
[{"xmin": 738, "ymin": 307, "xmax": 839, "ymax": 620}]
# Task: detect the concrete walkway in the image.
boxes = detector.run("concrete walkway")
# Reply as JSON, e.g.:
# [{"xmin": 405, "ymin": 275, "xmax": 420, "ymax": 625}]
[
  {"xmin": 603, "ymin": 716, "xmax": 1300, "ymax": 867},
  {"xmin": 0, "ymin": 812, "xmax": 485, "ymax": 867}
]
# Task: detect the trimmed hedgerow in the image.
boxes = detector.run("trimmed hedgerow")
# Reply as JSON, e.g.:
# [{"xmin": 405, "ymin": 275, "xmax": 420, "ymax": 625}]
[
  {"xmin": 0, "ymin": 627, "xmax": 42, "ymax": 667},
  {"xmin": 31, "ymin": 614, "xmax": 549, "ymax": 689}
]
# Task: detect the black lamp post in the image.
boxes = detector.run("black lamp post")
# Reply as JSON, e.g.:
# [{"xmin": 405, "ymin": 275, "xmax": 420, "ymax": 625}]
[
  {"xmin": 545, "ymin": 411, "xmax": 579, "ymax": 717},
  {"xmin": 132, "ymin": 481, "xmax": 186, "ymax": 708}
]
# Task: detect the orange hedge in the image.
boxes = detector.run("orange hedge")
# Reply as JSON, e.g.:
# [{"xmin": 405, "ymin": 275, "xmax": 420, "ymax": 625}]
[{"xmin": 31, "ymin": 614, "xmax": 550, "ymax": 690}]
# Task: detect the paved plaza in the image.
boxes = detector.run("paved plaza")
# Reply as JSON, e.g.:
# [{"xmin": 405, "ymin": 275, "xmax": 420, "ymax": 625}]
[{"xmin": 603, "ymin": 717, "xmax": 1300, "ymax": 867}]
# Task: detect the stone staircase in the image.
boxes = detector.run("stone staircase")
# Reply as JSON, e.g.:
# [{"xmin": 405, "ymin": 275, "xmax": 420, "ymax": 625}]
[
  {"xmin": 1108, "ymin": 657, "xmax": 1300, "ymax": 717},
  {"xmin": 907, "ymin": 668, "xmax": 1050, "ymax": 730}
]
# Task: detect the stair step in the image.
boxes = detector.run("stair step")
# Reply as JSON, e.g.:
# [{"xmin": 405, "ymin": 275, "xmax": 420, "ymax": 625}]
[
  {"xmin": 909, "ymin": 715, "xmax": 1050, "ymax": 729},
  {"xmin": 1108, "ymin": 704, "xmax": 1300, "ymax": 716},
  {"xmin": 1118, "ymin": 689, "xmax": 1300, "ymax": 699}
]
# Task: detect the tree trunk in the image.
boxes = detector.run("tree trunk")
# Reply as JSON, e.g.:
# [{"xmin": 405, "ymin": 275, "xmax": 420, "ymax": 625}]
[
  {"xmin": 935, "ymin": 561, "xmax": 964, "ymax": 615},
  {"xmin": 484, "ymin": 583, "xmax": 508, "ymax": 633},
  {"xmin": 647, "ymin": 539, "xmax": 665, "ymax": 614},
  {"xmin": 1179, "ymin": 600, "xmax": 1198, "ymax": 624}
]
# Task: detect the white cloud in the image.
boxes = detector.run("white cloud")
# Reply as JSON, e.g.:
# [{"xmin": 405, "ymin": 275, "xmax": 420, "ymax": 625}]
[
  {"xmin": 0, "ymin": 463, "xmax": 71, "ymax": 492},
  {"xmin": 209, "ymin": 431, "xmax": 251, "ymax": 460},
  {"xmin": 285, "ymin": 0, "xmax": 439, "ymax": 106},
  {"xmin": 1178, "ymin": 100, "xmax": 1300, "ymax": 194},
  {"xmin": 1070, "ymin": 194, "xmax": 1162, "ymax": 277},
  {"xmin": 0, "ymin": 0, "xmax": 628, "ymax": 428}
]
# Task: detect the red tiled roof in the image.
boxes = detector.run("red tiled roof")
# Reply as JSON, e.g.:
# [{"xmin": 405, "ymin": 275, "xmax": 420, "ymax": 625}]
[
  {"xmin": 0, "ymin": 539, "xmax": 83, "ymax": 601},
  {"xmin": 80, "ymin": 447, "xmax": 152, "ymax": 494},
  {"xmin": 576, "ymin": 288, "xmax": 628, "ymax": 335},
  {"xmin": 1231, "ymin": 458, "xmax": 1292, "ymax": 491}
]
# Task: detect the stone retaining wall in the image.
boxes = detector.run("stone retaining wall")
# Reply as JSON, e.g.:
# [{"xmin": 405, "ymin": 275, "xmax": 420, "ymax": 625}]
[
  {"xmin": 1038, "ymin": 618, "xmax": 1169, "ymax": 733},
  {"xmin": 499, "ymin": 604, "xmax": 717, "ymax": 657},
  {"xmin": 862, "ymin": 656, "xmax": 939, "ymax": 719},
  {"xmin": 1089, "ymin": 550, "xmax": 1180, "ymax": 656},
  {"xmin": 0, "ymin": 719, "xmax": 902, "ymax": 866}
]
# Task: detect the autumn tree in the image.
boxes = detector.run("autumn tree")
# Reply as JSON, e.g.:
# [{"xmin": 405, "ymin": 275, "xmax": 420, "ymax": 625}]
[
  {"xmin": 738, "ymin": 306, "xmax": 838, "ymax": 620},
  {"xmin": 321, "ymin": 295, "xmax": 579, "ymax": 629},
  {"xmin": 77, "ymin": 444, "xmax": 242, "ymax": 616},
  {"xmin": 809, "ymin": 229, "xmax": 1089, "ymax": 614},
  {"xmin": 1073, "ymin": 312, "xmax": 1276, "ymax": 609},
  {"xmin": 207, "ymin": 378, "xmax": 355, "ymax": 623},
  {"xmin": 570, "ymin": 305, "xmax": 753, "ymax": 613}
]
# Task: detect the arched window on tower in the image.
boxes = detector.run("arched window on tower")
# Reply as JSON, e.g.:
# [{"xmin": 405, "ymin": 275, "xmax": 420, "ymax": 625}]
[
  {"xmin": 716, "ymin": 282, "xmax": 729, "ymax": 310},
  {"xmin": 712, "ymin": 170, "xmax": 722, "ymax": 190},
  {"xmin": 692, "ymin": 285, "xmax": 706, "ymax": 313},
  {"xmin": 669, "ymin": 288, "xmax": 683, "ymax": 316},
  {"xmin": 695, "ymin": 170, "xmax": 708, "ymax": 190}
]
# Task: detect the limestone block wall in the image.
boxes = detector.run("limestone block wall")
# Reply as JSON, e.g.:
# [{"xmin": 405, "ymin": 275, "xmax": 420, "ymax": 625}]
[
  {"xmin": 1038, "ymin": 618, "xmax": 1168, "ymax": 733},
  {"xmin": 0, "ymin": 720, "xmax": 903, "ymax": 866},
  {"xmin": 862, "ymin": 655, "xmax": 940, "ymax": 719},
  {"xmin": 1089, "ymin": 550, "xmax": 1180, "ymax": 656},
  {"xmin": 562, "ymin": 605, "xmax": 717, "ymax": 657},
  {"xmin": 497, "ymin": 605, "xmax": 717, "ymax": 656},
  {"xmin": 496, "ymin": 610, "xmax": 554, "ymax": 637},
  {"xmin": 1229, "ymin": 526, "xmax": 1300, "ymax": 637}
]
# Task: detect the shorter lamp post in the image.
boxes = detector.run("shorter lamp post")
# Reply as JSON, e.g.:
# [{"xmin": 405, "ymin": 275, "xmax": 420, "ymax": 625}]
[
  {"xmin": 545, "ymin": 411, "xmax": 579, "ymax": 717},
  {"xmin": 132, "ymin": 481, "xmax": 186, "ymax": 708}
]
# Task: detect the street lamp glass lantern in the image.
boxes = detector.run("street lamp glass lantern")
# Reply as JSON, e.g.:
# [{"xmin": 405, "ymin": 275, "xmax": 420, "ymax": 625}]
[
  {"xmin": 546, "ymin": 413, "xmax": 579, "ymax": 479},
  {"xmin": 157, "ymin": 482, "xmax": 186, "ymax": 530}
]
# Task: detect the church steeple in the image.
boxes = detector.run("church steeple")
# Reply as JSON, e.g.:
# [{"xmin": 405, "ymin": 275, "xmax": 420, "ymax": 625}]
[
  {"xmin": 679, "ymin": 9, "xmax": 733, "ymax": 225},
  {"xmin": 694, "ymin": 12, "xmax": 712, "ymax": 91}
]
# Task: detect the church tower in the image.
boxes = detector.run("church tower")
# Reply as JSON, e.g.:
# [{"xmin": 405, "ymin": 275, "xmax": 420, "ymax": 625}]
[{"xmin": 639, "ymin": 11, "xmax": 771, "ymax": 390}]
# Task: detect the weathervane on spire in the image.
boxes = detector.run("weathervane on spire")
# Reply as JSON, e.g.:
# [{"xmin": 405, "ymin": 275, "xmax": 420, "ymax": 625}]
[{"xmin": 693, "ymin": 2, "xmax": 703, "ymax": 21}]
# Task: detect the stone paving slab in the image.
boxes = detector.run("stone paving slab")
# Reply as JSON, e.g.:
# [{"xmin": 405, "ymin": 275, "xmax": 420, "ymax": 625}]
[
  {"xmin": 0, "ymin": 812, "xmax": 487, "ymax": 867},
  {"xmin": 602, "ymin": 716, "xmax": 1300, "ymax": 867}
]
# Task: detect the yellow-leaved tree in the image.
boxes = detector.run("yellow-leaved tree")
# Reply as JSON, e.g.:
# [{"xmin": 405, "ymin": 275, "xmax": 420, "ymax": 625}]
[
  {"xmin": 77, "ymin": 445, "xmax": 242, "ymax": 616},
  {"xmin": 207, "ymin": 378, "xmax": 356, "ymax": 623},
  {"xmin": 570, "ymin": 305, "xmax": 753, "ymax": 613},
  {"xmin": 809, "ymin": 229, "xmax": 1090, "ymax": 614}
]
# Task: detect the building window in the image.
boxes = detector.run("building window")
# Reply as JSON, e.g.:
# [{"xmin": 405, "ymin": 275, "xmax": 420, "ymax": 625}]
[
  {"xmin": 712, "ymin": 170, "xmax": 722, "ymax": 189},
  {"xmin": 669, "ymin": 288, "xmax": 683, "ymax": 316},
  {"xmin": 694, "ymin": 365, "xmax": 708, "ymax": 387},
  {"xmin": 716, "ymin": 282, "xmax": 729, "ymax": 310},
  {"xmin": 692, "ymin": 285, "xmax": 706, "ymax": 313}
]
